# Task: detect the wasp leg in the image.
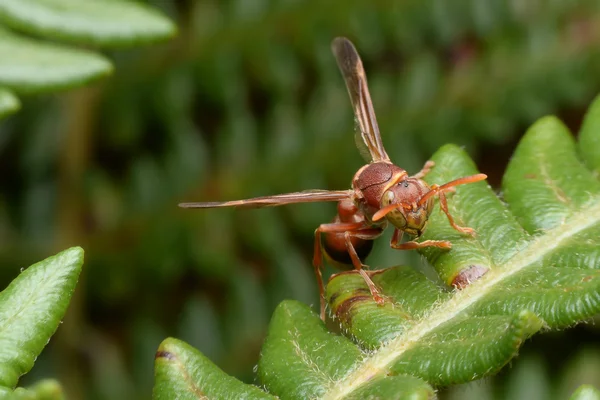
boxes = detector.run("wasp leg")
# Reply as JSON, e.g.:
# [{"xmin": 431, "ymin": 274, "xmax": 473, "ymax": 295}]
[
  {"xmin": 438, "ymin": 191, "xmax": 475, "ymax": 235},
  {"xmin": 312, "ymin": 234, "xmax": 327, "ymax": 321},
  {"xmin": 315, "ymin": 223, "xmax": 385, "ymax": 319},
  {"xmin": 314, "ymin": 221, "xmax": 366, "ymax": 320},
  {"xmin": 343, "ymin": 229, "xmax": 385, "ymax": 305},
  {"xmin": 389, "ymin": 228, "xmax": 452, "ymax": 250},
  {"xmin": 412, "ymin": 160, "xmax": 435, "ymax": 179}
]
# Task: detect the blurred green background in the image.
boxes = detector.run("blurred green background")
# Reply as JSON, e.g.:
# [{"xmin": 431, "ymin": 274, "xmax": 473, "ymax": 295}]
[{"xmin": 2, "ymin": 0, "xmax": 600, "ymax": 399}]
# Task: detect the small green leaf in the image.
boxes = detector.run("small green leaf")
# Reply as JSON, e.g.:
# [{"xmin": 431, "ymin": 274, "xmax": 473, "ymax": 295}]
[
  {"xmin": 571, "ymin": 385, "xmax": 600, "ymax": 400},
  {"xmin": 0, "ymin": 27, "xmax": 112, "ymax": 94},
  {"xmin": 0, "ymin": 247, "xmax": 84, "ymax": 388},
  {"xmin": 579, "ymin": 95, "xmax": 600, "ymax": 177},
  {"xmin": 417, "ymin": 144, "xmax": 528, "ymax": 286},
  {"xmin": 0, "ymin": 0, "xmax": 176, "ymax": 48},
  {"xmin": 257, "ymin": 300, "xmax": 434, "ymax": 399},
  {"xmin": 503, "ymin": 116, "xmax": 600, "ymax": 233},
  {"xmin": 9, "ymin": 379, "xmax": 65, "ymax": 400},
  {"xmin": 258, "ymin": 301, "xmax": 363, "ymax": 399},
  {"xmin": 153, "ymin": 337, "xmax": 274, "ymax": 400},
  {"xmin": 327, "ymin": 267, "xmax": 448, "ymax": 349},
  {"xmin": 0, "ymin": 87, "xmax": 20, "ymax": 119}
]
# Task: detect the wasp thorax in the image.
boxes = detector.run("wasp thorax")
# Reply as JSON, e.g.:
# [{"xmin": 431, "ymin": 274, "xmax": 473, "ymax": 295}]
[{"xmin": 381, "ymin": 178, "xmax": 433, "ymax": 236}]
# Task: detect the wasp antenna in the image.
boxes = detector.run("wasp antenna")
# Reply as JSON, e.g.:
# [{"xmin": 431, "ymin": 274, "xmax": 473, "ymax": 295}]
[
  {"xmin": 417, "ymin": 174, "xmax": 487, "ymax": 207},
  {"xmin": 372, "ymin": 202, "xmax": 412, "ymax": 221}
]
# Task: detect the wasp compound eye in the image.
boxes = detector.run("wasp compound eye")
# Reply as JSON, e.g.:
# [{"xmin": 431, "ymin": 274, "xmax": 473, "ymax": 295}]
[{"xmin": 382, "ymin": 190, "xmax": 395, "ymax": 206}]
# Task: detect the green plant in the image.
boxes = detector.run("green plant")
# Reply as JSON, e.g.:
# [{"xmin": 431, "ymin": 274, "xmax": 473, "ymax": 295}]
[
  {"xmin": 153, "ymin": 92, "xmax": 600, "ymax": 398},
  {"xmin": 3, "ymin": 1, "xmax": 600, "ymax": 398},
  {"xmin": 0, "ymin": 0, "xmax": 176, "ymax": 118},
  {"xmin": 570, "ymin": 385, "xmax": 600, "ymax": 400},
  {"xmin": 0, "ymin": 247, "xmax": 83, "ymax": 399},
  {"xmin": 452, "ymin": 348, "xmax": 600, "ymax": 400}
]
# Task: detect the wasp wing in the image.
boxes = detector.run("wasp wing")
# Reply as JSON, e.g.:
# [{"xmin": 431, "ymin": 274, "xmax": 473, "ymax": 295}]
[
  {"xmin": 179, "ymin": 189, "xmax": 352, "ymax": 209},
  {"xmin": 331, "ymin": 37, "xmax": 390, "ymax": 163}
]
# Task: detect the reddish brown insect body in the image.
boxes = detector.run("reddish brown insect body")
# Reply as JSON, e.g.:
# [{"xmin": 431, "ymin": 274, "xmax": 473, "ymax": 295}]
[
  {"xmin": 321, "ymin": 199, "xmax": 374, "ymax": 268},
  {"xmin": 179, "ymin": 37, "xmax": 487, "ymax": 320}
]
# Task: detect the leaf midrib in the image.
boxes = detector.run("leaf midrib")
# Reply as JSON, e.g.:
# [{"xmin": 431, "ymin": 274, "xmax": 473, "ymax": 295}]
[
  {"xmin": 323, "ymin": 200, "xmax": 600, "ymax": 400},
  {"xmin": 0, "ymin": 263, "xmax": 63, "ymax": 336}
]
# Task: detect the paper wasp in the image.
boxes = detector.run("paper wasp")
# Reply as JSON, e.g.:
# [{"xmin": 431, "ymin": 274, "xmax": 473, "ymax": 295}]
[{"xmin": 180, "ymin": 38, "xmax": 487, "ymax": 320}]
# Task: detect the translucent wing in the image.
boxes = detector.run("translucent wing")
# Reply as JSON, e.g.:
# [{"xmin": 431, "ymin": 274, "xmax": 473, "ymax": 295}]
[
  {"xmin": 179, "ymin": 189, "xmax": 352, "ymax": 209},
  {"xmin": 331, "ymin": 37, "xmax": 389, "ymax": 163}
]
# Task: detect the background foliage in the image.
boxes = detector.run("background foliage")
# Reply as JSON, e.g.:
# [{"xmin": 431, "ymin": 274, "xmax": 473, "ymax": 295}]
[{"xmin": 2, "ymin": 0, "xmax": 600, "ymax": 398}]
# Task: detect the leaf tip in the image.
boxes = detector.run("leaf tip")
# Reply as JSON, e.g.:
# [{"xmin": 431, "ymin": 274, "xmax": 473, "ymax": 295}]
[
  {"xmin": 427, "ymin": 143, "xmax": 482, "ymax": 180},
  {"xmin": 525, "ymin": 115, "xmax": 571, "ymax": 144},
  {"xmin": 156, "ymin": 337, "xmax": 186, "ymax": 355},
  {"xmin": 433, "ymin": 143, "xmax": 467, "ymax": 160},
  {"xmin": 570, "ymin": 384, "xmax": 600, "ymax": 400},
  {"xmin": 438, "ymin": 142, "xmax": 464, "ymax": 152},
  {"xmin": 155, "ymin": 349, "xmax": 176, "ymax": 361},
  {"xmin": 274, "ymin": 299, "xmax": 316, "ymax": 318},
  {"xmin": 0, "ymin": 88, "xmax": 21, "ymax": 119},
  {"xmin": 514, "ymin": 309, "xmax": 544, "ymax": 338},
  {"xmin": 583, "ymin": 93, "xmax": 600, "ymax": 120},
  {"xmin": 61, "ymin": 246, "xmax": 85, "ymax": 264}
]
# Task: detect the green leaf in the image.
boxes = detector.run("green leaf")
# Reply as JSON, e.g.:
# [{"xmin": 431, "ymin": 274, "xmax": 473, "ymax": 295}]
[
  {"xmin": 0, "ymin": 0, "xmax": 176, "ymax": 48},
  {"xmin": 579, "ymin": 95, "xmax": 600, "ymax": 177},
  {"xmin": 503, "ymin": 116, "xmax": 600, "ymax": 233},
  {"xmin": 153, "ymin": 90, "xmax": 600, "ymax": 397},
  {"xmin": 153, "ymin": 337, "xmax": 275, "ymax": 400},
  {"xmin": 257, "ymin": 301, "xmax": 434, "ymax": 399},
  {"xmin": 257, "ymin": 94, "xmax": 600, "ymax": 397},
  {"xmin": 571, "ymin": 385, "xmax": 600, "ymax": 400},
  {"xmin": 341, "ymin": 375, "xmax": 434, "ymax": 400},
  {"xmin": 0, "ymin": 87, "xmax": 20, "ymax": 119},
  {"xmin": 7, "ymin": 379, "xmax": 65, "ymax": 400},
  {"xmin": 0, "ymin": 27, "xmax": 112, "ymax": 94},
  {"xmin": 153, "ymin": 94, "xmax": 600, "ymax": 397},
  {"xmin": 0, "ymin": 247, "xmax": 84, "ymax": 388}
]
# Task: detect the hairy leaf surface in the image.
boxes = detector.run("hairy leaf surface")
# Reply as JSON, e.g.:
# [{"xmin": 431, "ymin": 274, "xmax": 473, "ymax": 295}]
[
  {"xmin": 154, "ymin": 338, "xmax": 275, "ymax": 400},
  {"xmin": 153, "ymin": 96, "xmax": 600, "ymax": 398},
  {"xmin": 0, "ymin": 247, "xmax": 84, "ymax": 389},
  {"xmin": 0, "ymin": 0, "xmax": 176, "ymax": 47}
]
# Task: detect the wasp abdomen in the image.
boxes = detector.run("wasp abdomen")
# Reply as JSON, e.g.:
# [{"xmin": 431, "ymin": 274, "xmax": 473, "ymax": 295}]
[
  {"xmin": 323, "ymin": 232, "xmax": 374, "ymax": 269},
  {"xmin": 321, "ymin": 199, "xmax": 375, "ymax": 269}
]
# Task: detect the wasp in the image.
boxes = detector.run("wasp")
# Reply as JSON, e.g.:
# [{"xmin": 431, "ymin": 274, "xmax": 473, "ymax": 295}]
[{"xmin": 180, "ymin": 38, "xmax": 487, "ymax": 320}]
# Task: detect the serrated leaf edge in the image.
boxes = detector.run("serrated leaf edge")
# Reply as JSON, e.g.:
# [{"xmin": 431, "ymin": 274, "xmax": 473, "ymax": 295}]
[{"xmin": 322, "ymin": 199, "xmax": 600, "ymax": 399}]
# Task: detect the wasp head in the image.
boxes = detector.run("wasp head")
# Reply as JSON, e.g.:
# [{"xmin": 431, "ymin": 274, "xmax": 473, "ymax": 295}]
[{"xmin": 379, "ymin": 178, "xmax": 434, "ymax": 236}]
